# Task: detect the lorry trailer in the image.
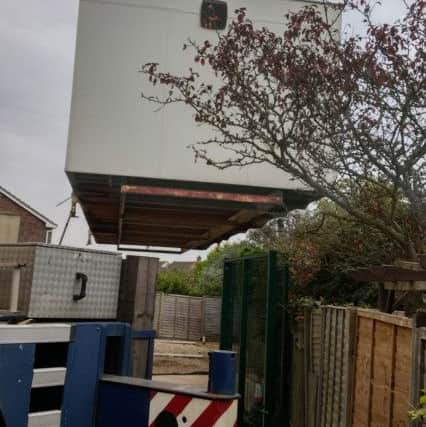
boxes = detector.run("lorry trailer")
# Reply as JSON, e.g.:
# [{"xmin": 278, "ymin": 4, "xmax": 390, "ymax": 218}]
[{"xmin": 0, "ymin": 322, "xmax": 238, "ymax": 427}]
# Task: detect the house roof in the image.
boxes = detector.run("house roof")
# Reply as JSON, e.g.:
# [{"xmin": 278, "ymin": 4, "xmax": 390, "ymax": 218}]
[{"xmin": 0, "ymin": 186, "xmax": 57, "ymax": 229}]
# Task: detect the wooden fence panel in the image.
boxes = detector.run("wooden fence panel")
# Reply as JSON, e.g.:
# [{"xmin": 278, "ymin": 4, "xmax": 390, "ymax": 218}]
[
  {"xmin": 304, "ymin": 307, "xmax": 418, "ymax": 427},
  {"xmin": 371, "ymin": 321, "xmax": 394, "ymax": 427},
  {"xmin": 291, "ymin": 319, "xmax": 306, "ymax": 427},
  {"xmin": 204, "ymin": 297, "xmax": 222, "ymax": 339},
  {"xmin": 188, "ymin": 298, "xmax": 203, "ymax": 341},
  {"xmin": 157, "ymin": 293, "xmax": 178, "ymax": 338},
  {"xmin": 393, "ymin": 327, "xmax": 412, "ymax": 426},
  {"xmin": 154, "ymin": 293, "xmax": 221, "ymax": 341},
  {"xmin": 352, "ymin": 309, "xmax": 413, "ymax": 427},
  {"xmin": 353, "ymin": 316, "xmax": 374, "ymax": 427},
  {"xmin": 304, "ymin": 309, "xmax": 323, "ymax": 427},
  {"xmin": 316, "ymin": 306, "xmax": 356, "ymax": 427},
  {"xmin": 310, "ymin": 309, "xmax": 323, "ymax": 375},
  {"xmin": 175, "ymin": 295, "xmax": 190, "ymax": 340}
]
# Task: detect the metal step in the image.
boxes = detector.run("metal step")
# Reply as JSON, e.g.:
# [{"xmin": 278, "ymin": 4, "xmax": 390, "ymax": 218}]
[
  {"xmin": 27, "ymin": 410, "xmax": 61, "ymax": 427},
  {"xmin": 0, "ymin": 324, "xmax": 72, "ymax": 344},
  {"xmin": 32, "ymin": 368, "xmax": 67, "ymax": 388}
]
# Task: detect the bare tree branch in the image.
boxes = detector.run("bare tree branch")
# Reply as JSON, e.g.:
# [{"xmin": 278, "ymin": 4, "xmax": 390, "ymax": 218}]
[{"xmin": 141, "ymin": 0, "xmax": 426, "ymax": 259}]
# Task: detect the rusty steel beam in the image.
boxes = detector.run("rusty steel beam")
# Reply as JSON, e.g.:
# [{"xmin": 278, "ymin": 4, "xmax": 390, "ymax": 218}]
[
  {"xmin": 117, "ymin": 245, "xmax": 183, "ymax": 255},
  {"xmin": 121, "ymin": 185, "xmax": 283, "ymax": 206},
  {"xmin": 83, "ymin": 202, "xmax": 232, "ymax": 221},
  {"xmin": 120, "ymin": 229, "xmax": 204, "ymax": 239},
  {"xmin": 122, "ymin": 218, "xmax": 214, "ymax": 230},
  {"xmin": 124, "ymin": 209, "xmax": 229, "ymax": 223},
  {"xmin": 95, "ymin": 233, "xmax": 184, "ymax": 248},
  {"xmin": 122, "ymin": 222, "xmax": 210, "ymax": 233}
]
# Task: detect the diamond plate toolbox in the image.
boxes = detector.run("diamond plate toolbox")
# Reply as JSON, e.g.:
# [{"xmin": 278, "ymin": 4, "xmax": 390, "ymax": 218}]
[{"xmin": 0, "ymin": 244, "xmax": 122, "ymax": 319}]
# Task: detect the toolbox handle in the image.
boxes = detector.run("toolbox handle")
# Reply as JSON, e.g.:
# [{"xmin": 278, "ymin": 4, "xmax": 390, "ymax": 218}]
[{"xmin": 73, "ymin": 272, "xmax": 88, "ymax": 301}]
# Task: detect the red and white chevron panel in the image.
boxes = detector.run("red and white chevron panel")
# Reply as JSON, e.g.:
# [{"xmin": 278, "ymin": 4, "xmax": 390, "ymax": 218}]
[{"xmin": 149, "ymin": 391, "xmax": 238, "ymax": 427}]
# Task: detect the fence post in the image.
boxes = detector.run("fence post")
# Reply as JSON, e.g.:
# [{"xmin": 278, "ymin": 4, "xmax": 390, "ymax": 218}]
[
  {"xmin": 117, "ymin": 256, "xmax": 159, "ymax": 378},
  {"xmin": 345, "ymin": 308, "xmax": 357, "ymax": 427},
  {"xmin": 290, "ymin": 318, "xmax": 305, "ymax": 427},
  {"xmin": 409, "ymin": 311, "xmax": 426, "ymax": 427},
  {"xmin": 316, "ymin": 306, "xmax": 327, "ymax": 427},
  {"xmin": 303, "ymin": 308, "xmax": 311, "ymax": 427},
  {"xmin": 220, "ymin": 262, "xmax": 234, "ymax": 350},
  {"xmin": 304, "ymin": 308, "xmax": 318, "ymax": 427}
]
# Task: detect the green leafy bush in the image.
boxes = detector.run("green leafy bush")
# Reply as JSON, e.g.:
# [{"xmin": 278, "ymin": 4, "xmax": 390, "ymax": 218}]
[
  {"xmin": 194, "ymin": 242, "xmax": 263, "ymax": 296},
  {"xmin": 157, "ymin": 241, "xmax": 262, "ymax": 297},
  {"xmin": 157, "ymin": 269, "xmax": 201, "ymax": 296},
  {"xmin": 248, "ymin": 195, "xmax": 404, "ymax": 306},
  {"xmin": 409, "ymin": 390, "xmax": 426, "ymax": 420}
]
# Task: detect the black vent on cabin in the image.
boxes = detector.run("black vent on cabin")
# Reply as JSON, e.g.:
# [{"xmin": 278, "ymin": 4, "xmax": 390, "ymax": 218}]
[{"xmin": 201, "ymin": 0, "xmax": 227, "ymax": 30}]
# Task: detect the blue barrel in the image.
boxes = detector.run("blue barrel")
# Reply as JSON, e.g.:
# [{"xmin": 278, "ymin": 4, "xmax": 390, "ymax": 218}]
[{"xmin": 208, "ymin": 350, "xmax": 237, "ymax": 395}]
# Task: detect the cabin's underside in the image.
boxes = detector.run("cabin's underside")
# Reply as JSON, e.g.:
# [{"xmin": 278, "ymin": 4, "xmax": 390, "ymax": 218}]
[{"xmin": 68, "ymin": 172, "xmax": 315, "ymax": 252}]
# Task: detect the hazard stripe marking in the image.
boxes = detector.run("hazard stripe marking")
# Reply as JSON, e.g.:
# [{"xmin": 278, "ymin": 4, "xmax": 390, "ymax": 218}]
[
  {"xmin": 148, "ymin": 390, "xmax": 238, "ymax": 426},
  {"xmin": 149, "ymin": 392, "xmax": 174, "ymax": 425},
  {"xmin": 213, "ymin": 400, "xmax": 238, "ymax": 426},
  {"xmin": 177, "ymin": 398, "xmax": 210, "ymax": 425},
  {"xmin": 163, "ymin": 395, "xmax": 192, "ymax": 417},
  {"xmin": 191, "ymin": 400, "xmax": 234, "ymax": 427}
]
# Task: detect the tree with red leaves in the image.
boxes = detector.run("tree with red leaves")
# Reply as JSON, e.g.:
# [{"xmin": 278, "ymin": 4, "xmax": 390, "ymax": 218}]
[{"xmin": 142, "ymin": 0, "xmax": 426, "ymax": 260}]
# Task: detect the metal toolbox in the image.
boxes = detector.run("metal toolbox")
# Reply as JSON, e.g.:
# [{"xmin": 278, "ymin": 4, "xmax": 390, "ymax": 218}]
[{"xmin": 0, "ymin": 244, "xmax": 122, "ymax": 319}]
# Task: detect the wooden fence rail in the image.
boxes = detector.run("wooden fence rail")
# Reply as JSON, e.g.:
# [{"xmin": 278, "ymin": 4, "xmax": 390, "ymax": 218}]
[{"xmin": 319, "ymin": 307, "xmax": 356, "ymax": 427}]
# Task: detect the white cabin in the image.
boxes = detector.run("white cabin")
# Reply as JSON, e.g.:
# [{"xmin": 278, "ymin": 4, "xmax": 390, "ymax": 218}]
[{"xmin": 65, "ymin": 0, "xmax": 341, "ymax": 251}]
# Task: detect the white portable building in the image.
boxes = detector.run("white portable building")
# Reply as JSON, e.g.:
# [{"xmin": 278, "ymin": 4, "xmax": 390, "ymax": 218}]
[{"xmin": 66, "ymin": 0, "xmax": 341, "ymax": 251}]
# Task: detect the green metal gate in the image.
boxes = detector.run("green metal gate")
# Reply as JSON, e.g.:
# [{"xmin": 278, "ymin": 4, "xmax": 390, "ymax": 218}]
[{"xmin": 220, "ymin": 252, "xmax": 290, "ymax": 427}]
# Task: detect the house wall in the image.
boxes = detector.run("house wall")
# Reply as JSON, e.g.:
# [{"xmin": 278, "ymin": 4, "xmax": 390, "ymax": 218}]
[{"xmin": 0, "ymin": 194, "xmax": 47, "ymax": 243}]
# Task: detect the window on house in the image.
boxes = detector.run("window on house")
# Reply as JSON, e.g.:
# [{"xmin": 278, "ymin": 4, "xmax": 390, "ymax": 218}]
[
  {"xmin": 46, "ymin": 230, "xmax": 53, "ymax": 244},
  {"xmin": 0, "ymin": 214, "xmax": 20, "ymax": 243}
]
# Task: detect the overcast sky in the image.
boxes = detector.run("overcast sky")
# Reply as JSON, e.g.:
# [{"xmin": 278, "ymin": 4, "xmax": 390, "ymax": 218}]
[{"xmin": 0, "ymin": 0, "xmax": 409, "ymax": 261}]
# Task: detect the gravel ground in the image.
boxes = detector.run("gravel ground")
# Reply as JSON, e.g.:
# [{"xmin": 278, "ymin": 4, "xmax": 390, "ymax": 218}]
[{"xmin": 153, "ymin": 339, "xmax": 218, "ymax": 375}]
